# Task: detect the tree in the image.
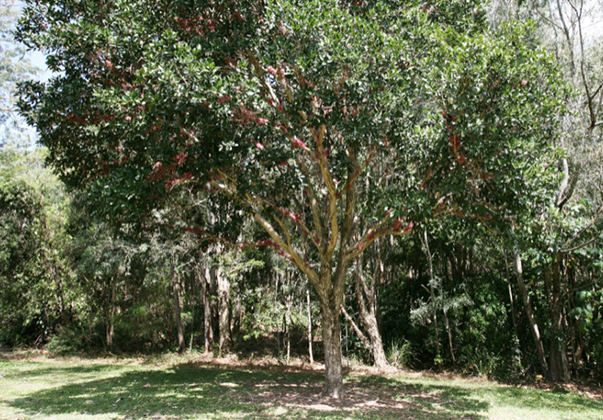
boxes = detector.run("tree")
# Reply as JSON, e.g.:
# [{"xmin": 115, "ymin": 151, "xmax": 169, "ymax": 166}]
[
  {"xmin": 487, "ymin": 0, "xmax": 603, "ymax": 382},
  {"xmin": 18, "ymin": 0, "xmax": 564, "ymax": 397},
  {"xmin": 0, "ymin": 147, "xmax": 73, "ymax": 346}
]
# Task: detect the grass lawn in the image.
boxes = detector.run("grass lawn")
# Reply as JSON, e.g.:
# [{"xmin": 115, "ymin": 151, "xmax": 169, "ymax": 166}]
[{"xmin": 1, "ymin": 353, "xmax": 602, "ymax": 419}]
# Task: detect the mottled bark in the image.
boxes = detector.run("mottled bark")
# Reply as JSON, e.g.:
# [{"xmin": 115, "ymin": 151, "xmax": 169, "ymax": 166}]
[
  {"xmin": 321, "ymin": 300, "xmax": 343, "ymax": 399},
  {"xmin": 216, "ymin": 126, "xmax": 413, "ymax": 397},
  {"xmin": 354, "ymin": 254, "xmax": 388, "ymax": 369},
  {"xmin": 215, "ymin": 266, "xmax": 231, "ymax": 353}
]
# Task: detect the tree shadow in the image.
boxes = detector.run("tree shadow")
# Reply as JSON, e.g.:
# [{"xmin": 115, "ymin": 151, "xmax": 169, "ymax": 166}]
[{"xmin": 9, "ymin": 363, "xmax": 490, "ymax": 419}]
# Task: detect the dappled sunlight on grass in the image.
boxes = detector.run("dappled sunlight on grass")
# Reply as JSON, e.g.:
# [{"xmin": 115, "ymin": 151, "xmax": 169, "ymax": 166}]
[{"xmin": 1, "ymin": 357, "xmax": 601, "ymax": 419}]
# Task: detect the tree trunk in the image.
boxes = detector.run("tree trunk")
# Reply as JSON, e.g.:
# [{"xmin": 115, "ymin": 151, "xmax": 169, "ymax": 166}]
[
  {"xmin": 513, "ymin": 250, "xmax": 550, "ymax": 378},
  {"xmin": 172, "ymin": 271, "xmax": 185, "ymax": 353},
  {"xmin": 307, "ymin": 287, "xmax": 314, "ymax": 364},
  {"xmin": 215, "ymin": 266, "xmax": 231, "ymax": 353},
  {"xmin": 444, "ymin": 309, "xmax": 456, "ymax": 365},
  {"xmin": 341, "ymin": 305, "xmax": 371, "ymax": 348},
  {"xmin": 200, "ymin": 266, "xmax": 214, "ymax": 353},
  {"xmin": 547, "ymin": 256, "xmax": 570, "ymax": 382},
  {"xmin": 284, "ymin": 293, "xmax": 292, "ymax": 364},
  {"xmin": 504, "ymin": 254, "xmax": 523, "ymax": 369},
  {"xmin": 422, "ymin": 230, "xmax": 441, "ymax": 361},
  {"xmin": 354, "ymin": 252, "xmax": 389, "ymax": 369},
  {"xmin": 234, "ymin": 291, "xmax": 242, "ymax": 336},
  {"xmin": 105, "ymin": 306, "xmax": 114, "ymax": 350},
  {"xmin": 321, "ymin": 300, "xmax": 344, "ymax": 399},
  {"xmin": 105, "ymin": 278, "xmax": 116, "ymax": 349}
]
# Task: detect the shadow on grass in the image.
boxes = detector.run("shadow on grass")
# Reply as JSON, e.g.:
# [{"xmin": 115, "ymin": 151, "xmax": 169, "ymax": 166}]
[
  {"xmin": 356, "ymin": 375, "xmax": 603, "ymax": 416},
  {"xmin": 8, "ymin": 363, "xmax": 491, "ymax": 419},
  {"xmin": 481, "ymin": 384, "xmax": 603, "ymax": 412}
]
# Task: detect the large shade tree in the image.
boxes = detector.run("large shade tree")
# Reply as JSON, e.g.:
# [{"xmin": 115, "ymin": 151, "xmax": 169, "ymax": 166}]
[{"xmin": 17, "ymin": 0, "xmax": 563, "ymax": 397}]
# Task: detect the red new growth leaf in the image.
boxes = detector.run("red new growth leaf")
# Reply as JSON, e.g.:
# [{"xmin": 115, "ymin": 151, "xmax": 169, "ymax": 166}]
[
  {"xmin": 232, "ymin": 108, "xmax": 257, "ymax": 125},
  {"xmin": 292, "ymin": 137, "xmax": 306, "ymax": 148},
  {"xmin": 392, "ymin": 218, "xmax": 402, "ymax": 231},
  {"xmin": 449, "ymin": 134, "xmax": 461, "ymax": 150},
  {"xmin": 174, "ymin": 154, "xmax": 188, "ymax": 166}
]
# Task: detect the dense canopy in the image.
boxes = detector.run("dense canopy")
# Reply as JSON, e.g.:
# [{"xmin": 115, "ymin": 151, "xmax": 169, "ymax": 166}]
[{"xmin": 11, "ymin": 0, "xmax": 588, "ymax": 397}]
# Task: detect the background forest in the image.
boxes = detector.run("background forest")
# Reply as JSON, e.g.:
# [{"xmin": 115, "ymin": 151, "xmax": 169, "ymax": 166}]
[{"xmin": 1, "ymin": 0, "xmax": 603, "ymax": 390}]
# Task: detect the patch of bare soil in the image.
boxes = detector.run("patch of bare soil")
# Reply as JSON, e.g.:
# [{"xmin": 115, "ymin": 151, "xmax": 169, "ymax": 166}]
[{"xmin": 234, "ymin": 376, "xmax": 472, "ymax": 419}]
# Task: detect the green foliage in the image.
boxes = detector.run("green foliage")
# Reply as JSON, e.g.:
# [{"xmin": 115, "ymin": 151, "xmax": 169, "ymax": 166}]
[
  {"xmin": 0, "ymin": 147, "xmax": 74, "ymax": 346},
  {"xmin": 5, "ymin": 0, "xmax": 601, "ymax": 388},
  {"xmin": 45, "ymin": 325, "xmax": 92, "ymax": 355},
  {"xmin": 15, "ymin": 0, "xmax": 564, "ymax": 236},
  {"xmin": 386, "ymin": 339, "xmax": 414, "ymax": 368}
]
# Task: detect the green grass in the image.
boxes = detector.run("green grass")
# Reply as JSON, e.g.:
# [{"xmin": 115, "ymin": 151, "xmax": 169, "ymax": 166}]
[{"xmin": 0, "ymin": 356, "xmax": 601, "ymax": 419}]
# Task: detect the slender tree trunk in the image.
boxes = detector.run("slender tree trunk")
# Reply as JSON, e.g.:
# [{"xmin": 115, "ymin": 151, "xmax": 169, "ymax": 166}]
[
  {"xmin": 321, "ymin": 300, "xmax": 343, "ymax": 399},
  {"xmin": 307, "ymin": 287, "xmax": 314, "ymax": 364},
  {"xmin": 105, "ymin": 278, "xmax": 116, "ymax": 349},
  {"xmin": 508, "ymin": 278, "xmax": 520, "ymax": 343},
  {"xmin": 172, "ymin": 271, "xmax": 185, "ymax": 353},
  {"xmin": 354, "ymin": 250, "xmax": 389, "ymax": 369},
  {"xmin": 200, "ymin": 266, "xmax": 214, "ymax": 353},
  {"xmin": 105, "ymin": 306, "xmax": 114, "ymax": 349},
  {"xmin": 422, "ymin": 230, "xmax": 440, "ymax": 360},
  {"xmin": 444, "ymin": 309, "xmax": 456, "ymax": 365},
  {"xmin": 285, "ymin": 293, "xmax": 292, "ymax": 364},
  {"xmin": 513, "ymin": 250, "xmax": 550, "ymax": 378},
  {"xmin": 234, "ymin": 291, "xmax": 242, "ymax": 336},
  {"xmin": 547, "ymin": 255, "xmax": 570, "ymax": 382},
  {"xmin": 215, "ymin": 266, "xmax": 231, "ymax": 353},
  {"xmin": 341, "ymin": 305, "xmax": 371, "ymax": 348},
  {"xmin": 503, "ymin": 252, "xmax": 523, "ymax": 369}
]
